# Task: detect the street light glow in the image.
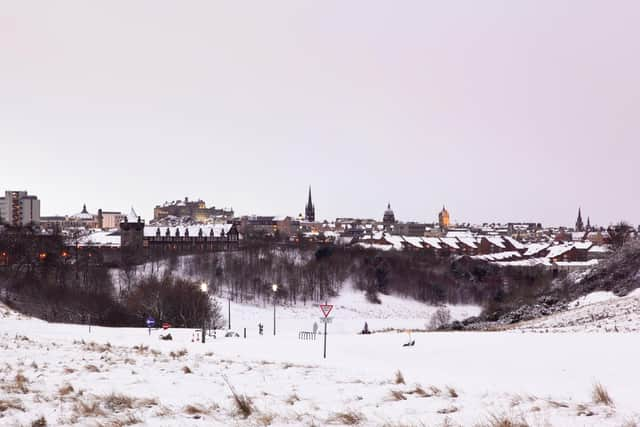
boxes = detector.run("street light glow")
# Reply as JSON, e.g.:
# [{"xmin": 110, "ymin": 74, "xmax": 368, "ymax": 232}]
[
  {"xmin": 272, "ymin": 284, "xmax": 278, "ymax": 293},
  {"xmin": 200, "ymin": 282, "xmax": 208, "ymax": 293}
]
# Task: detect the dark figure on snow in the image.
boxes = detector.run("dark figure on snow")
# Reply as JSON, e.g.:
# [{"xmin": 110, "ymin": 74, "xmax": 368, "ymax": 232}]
[{"xmin": 361, "ymin": 322, "xmax": 370, "ymax": 335}]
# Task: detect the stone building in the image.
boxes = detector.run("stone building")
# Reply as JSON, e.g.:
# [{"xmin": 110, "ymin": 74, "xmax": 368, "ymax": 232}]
[
  {"xmin": 153, "ymin": 197, "xmax": 233, "ymax": 222},
  {"xmin": 382, "ymin": 203, "xmax": 396, "ymax": 231},
  {"xmin": 438, "ymin": 206, "xmax": 450, "ymax": 230}
]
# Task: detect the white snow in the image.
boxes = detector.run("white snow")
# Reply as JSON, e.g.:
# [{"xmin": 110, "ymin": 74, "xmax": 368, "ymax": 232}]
[{"xmin": 1, "ymin": 290, "xmax": 639, "ymax": 426}]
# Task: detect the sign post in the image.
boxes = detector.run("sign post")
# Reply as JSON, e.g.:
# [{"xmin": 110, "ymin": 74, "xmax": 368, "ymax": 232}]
[
  {"xmin": 146, "ymin": 317, "xmax": 155, "ymax": 336},
  {"xmin": 320, "ymin": 304, "xmax": 333, "ymax": 359}
]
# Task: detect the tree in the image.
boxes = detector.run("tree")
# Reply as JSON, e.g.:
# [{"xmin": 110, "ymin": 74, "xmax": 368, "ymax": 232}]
[
  {"xmin": 609, "ymin": 221, "xmax": 633, "ymax": 250},
  {"xmin": 428, "ymin": 307, "xmax": 451, "ymax": 330}
]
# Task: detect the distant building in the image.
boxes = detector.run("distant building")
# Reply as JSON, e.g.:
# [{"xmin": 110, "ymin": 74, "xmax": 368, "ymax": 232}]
[
  {"xmin": 304, "ymin": 187, "xmax": 315, "ymax": 222},
  {"xmin": 0, "ymin": 191, "xmax": 40, "ymax": 226},
  {"xmin": 575, "ymin": 207, "xmax": 584, "ymax": 232},
  {"xmin": 382, "ymin": 203, "xmax": 396, "ymax": 231},
  {"xmin": 438, "ymin": 206, "xmax": 450, "ymax": 230},
  {"xmin": 391, "ymin": 222, "xmax": 431, "ymax": 237},
  {"xmin": 153, "ymin": 197, "xmax": 234, "ymax": 222},
  {"xmin": 98, "ymin": 209, "xmax": 126, "ymax": 229}
]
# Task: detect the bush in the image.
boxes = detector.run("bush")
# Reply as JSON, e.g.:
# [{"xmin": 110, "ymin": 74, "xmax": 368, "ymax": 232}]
[{"xmin": 429, "ymin": 307, "xmax": 451, "ymax": 330}]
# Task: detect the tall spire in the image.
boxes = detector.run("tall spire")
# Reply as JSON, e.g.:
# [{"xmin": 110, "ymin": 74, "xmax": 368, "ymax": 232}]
[
  {"xmin": 81, "ymin": 204, "xmax": 88, "ymax": 214},
  {"xmin": 305, "ymin": 186, "xmax": 315, "ymax": 222},
  {"xmin": 576, "ymin": 207, "xmax": 584, "ymax": 232}
]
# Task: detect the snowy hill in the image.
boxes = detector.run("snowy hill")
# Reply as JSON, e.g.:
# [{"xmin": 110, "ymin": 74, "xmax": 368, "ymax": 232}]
[
  {"xmin": 514, "ymin": 290, "xmax": 640, "ymax": 333},
  {"xmin": 220, "ymin": 285, "xmax": 481, "ymax": 335}
]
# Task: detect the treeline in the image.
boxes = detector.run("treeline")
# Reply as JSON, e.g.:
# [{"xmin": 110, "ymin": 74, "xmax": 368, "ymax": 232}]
[
  {"xmin": 1, "ymin": 227, "xmax": 563, "ymax": 326},
  {"xmin": 0, "ymin": 228, "xmax": 217, "ymax": 328},
  {"xmin": 163, "ymin": 242, "xmax": 559, "ymax": 312}
]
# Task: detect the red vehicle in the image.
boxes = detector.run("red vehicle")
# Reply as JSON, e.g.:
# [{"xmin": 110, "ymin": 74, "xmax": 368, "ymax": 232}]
[{"xmin": 162, "ymin": 322, "xmax": 171, "ymax": 330}]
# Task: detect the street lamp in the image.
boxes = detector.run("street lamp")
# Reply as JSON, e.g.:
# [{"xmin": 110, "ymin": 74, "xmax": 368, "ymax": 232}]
[
  {"xmin": 272, "ymin": 284, "xmax": 278, "ymax": 336},
  {"xmin": 200, "ymin": 282, "xmax": 208, "ymax": 343}
]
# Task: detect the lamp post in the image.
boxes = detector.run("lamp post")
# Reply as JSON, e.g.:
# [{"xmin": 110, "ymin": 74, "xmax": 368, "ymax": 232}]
[
  {"xmin": 228, "ymin": 296, "xmax": 231, "ymax": 330},
  {"xmin": 272, "ymin": 284, "xmax": 278, "ymax": 336},
  {"xmin": 200, "ymin": 282, "xmax": 208, "ymax": 343}
]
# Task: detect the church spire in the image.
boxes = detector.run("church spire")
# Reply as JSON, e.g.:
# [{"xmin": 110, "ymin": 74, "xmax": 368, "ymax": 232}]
[
  {"xmin": 305, "ymin": 186, "xmax": 315, "ymax": 222},
  {"xmin": 576, "ymin": 207, "xmax": 584, "ymax": 232}
]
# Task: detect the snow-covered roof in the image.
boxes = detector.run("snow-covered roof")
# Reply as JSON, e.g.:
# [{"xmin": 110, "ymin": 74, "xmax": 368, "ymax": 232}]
[
  {"xmin": 503, "ymin": 236, "xmax": 525, "ymax": 250},
  {"xmin": 439, "ymin": 237, "xmax": 460, "ymax": 249},
  {"xmin": 573, "ymin": 241, "xmax": 593, "ymax": 250},
  {"xmin": 524, "ymin": 243, "xmax": 550, "ymax": 257},
  {"xmin": 546, "ymin": 244, "xmax": 574, "ymax": 259},
  {"xmin": 474, "ymin": 251, "xmax": 522, "ymax": 262},
  {"xmin": 484, "ymin": 236, "xmax": 506, "ymax": 249},
  {"xmin": 77, "ymin": 231, "xmax": 121, "ymax": 247},
  {"xmin": 145, "ymin": 224, "xmax": 233, "ymax": 238},
  {"xmin": 383, "ymin": 234, "xmax": 405, "ymax": 250},
  {"xmin": 457, "ymin": 237, "xmax": 478, "ymax": 249},
  {"xmin": 127, "ymin": 207, "xmax": 139, "ymax": 223},
  {"xmin": 402, "ymin": 236, "xmax": 424, "ymax": 249},
  {"xmin": 421, "ymin": 237, "xmax": 442, "ymax": 249},
  {"xmin": 356, "ymin": 242, "xmax": 393, "ymax": 251}
]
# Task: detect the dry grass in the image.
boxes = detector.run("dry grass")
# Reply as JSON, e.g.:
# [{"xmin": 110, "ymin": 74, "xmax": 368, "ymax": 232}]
[
  {"xmin": 232, "ymin": 392, "xmax": 253, "ymax": 418},
  {"xmin": 429, "ymin": 385, "xmax": 441, "ymax": 396},
  {"xmin": 437, "ymin": 406, "xmax": 458, "ymax": 414},
  {"xmin": 170, "ymin": 349, "xmax": 188, "ymax": 359},
  {"xmin": 104, "ymin": 393, "xmax": 136, "ymax": 411},
  {"xmin": 327, "ymin": 410, "xmax": 365, "ymax": 425},
  {"xmin": 83, "ymin": 341, "xmax": 112, "ymax": 353},
  {"xmin": 84, "ymin": 364, "xmax": 100, "ymax": 373},
  {"xmin": 3, "ymin": 372, "xmax": 30, "ymax": 393},
  {"xmin": 31, "ymin": 416, "xmax": 47, "ymax": 426},
  {"xmin": 447, "ymin": 387, "xmax": 458, "ymax": 398},
  {"xmin": 58, "ymin": 383, "xmax": 74, "ymax": 396},
  {"xmin": 223, "ymin": 377, "xmax": 253, "ymax": 418},
  {"xmin": 389, "ymin": 390, "xmax": 407, "ymax": 401},
  {"xmin": 286, "ymin": 394, "xmax": 300, "ymax": 405},
  {"xmin": 394, "ymin": 370, "xmax": 405, "ymax": 385},
  {"xmin": 575, "ymin": 403, "xmax": 594, "ymax": 417},
  {"xmin": 257, "ymin": 412, "xmax": 276, "ymax": 426},
  {"xmin": 74, "ymin": 399, "xmax": 106, "ymax": 417},
  {"xmin": 592, "ymin": 382, "xmax": 614, "ymax": 406},
  {"xmin": 408, "ymin": 385, "xmax": 429, "ymax": 397},
  {"xmin": 0, "ymin": 398, "xmax": 25, "ymax": 412},
  {"xmin": 63, "ymin": 367, "xmax": 75, "ymax": 374},
  {"xmin": 101, "ymin": 414, "xmax": 142, "ymax": 427},
  {"xmin": 182, "ymin": 366, "xmax": 193, "ymax": 374},
  {"xmin": 132, "ymin": 344, "xmax": 149, "ymax": 354},
  {"xmin": 476, "ymin": 414, "xmax": 530, "ymax": 427},
  {"xmin": 184, "ymin": 404, "xmax": 209, "ymax": 415}
]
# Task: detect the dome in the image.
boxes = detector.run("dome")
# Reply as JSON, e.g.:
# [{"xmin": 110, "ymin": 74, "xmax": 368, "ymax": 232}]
[{"xmin": 71, "ymin": 204, "xmax": 95, "ymax": 220}]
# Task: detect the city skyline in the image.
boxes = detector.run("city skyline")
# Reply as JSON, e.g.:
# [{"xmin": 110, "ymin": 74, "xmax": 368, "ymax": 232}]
[{"xmin": 1, "ymin": 1, "xmax": 638, "ymax": 226}]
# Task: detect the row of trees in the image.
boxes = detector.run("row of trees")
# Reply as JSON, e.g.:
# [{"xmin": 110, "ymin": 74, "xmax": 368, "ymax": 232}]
[{"xmin": 0, "ymin": 227, "xmax": 219, "ymax": 327}]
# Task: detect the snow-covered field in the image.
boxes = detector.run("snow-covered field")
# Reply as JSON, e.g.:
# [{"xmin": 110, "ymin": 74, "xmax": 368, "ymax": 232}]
[{"xmin": 1, "ymin": 291, "xmax": 639, "ymax": 426}]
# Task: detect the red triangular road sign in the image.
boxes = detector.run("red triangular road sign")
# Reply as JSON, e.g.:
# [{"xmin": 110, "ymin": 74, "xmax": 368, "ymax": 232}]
[{"xmin": 320, "ymin": 304, "xmax": 333, "ymax": 318}]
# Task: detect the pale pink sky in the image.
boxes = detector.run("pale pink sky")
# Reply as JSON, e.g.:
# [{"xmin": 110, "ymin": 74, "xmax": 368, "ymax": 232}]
[{"xmin": 1, "ymin": 1, "xmax": 638, "ymax": 226}]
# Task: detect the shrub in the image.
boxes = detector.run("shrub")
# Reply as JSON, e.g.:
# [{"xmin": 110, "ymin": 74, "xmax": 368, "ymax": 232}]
[{"xmin": 429, "ymin": 307, "xmax": 451, "ymax": 330}]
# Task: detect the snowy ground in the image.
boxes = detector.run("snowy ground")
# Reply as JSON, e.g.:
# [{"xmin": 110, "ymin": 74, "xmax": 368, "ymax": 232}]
[{"xmin": 1, "ymin": 292, "xmax": 639, "ymax": 426}]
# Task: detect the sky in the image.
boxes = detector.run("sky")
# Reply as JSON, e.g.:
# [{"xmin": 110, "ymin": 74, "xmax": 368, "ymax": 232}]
[{"xmin": 1, "ymin": 1, "xmax": 638, "ymax": 227}]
